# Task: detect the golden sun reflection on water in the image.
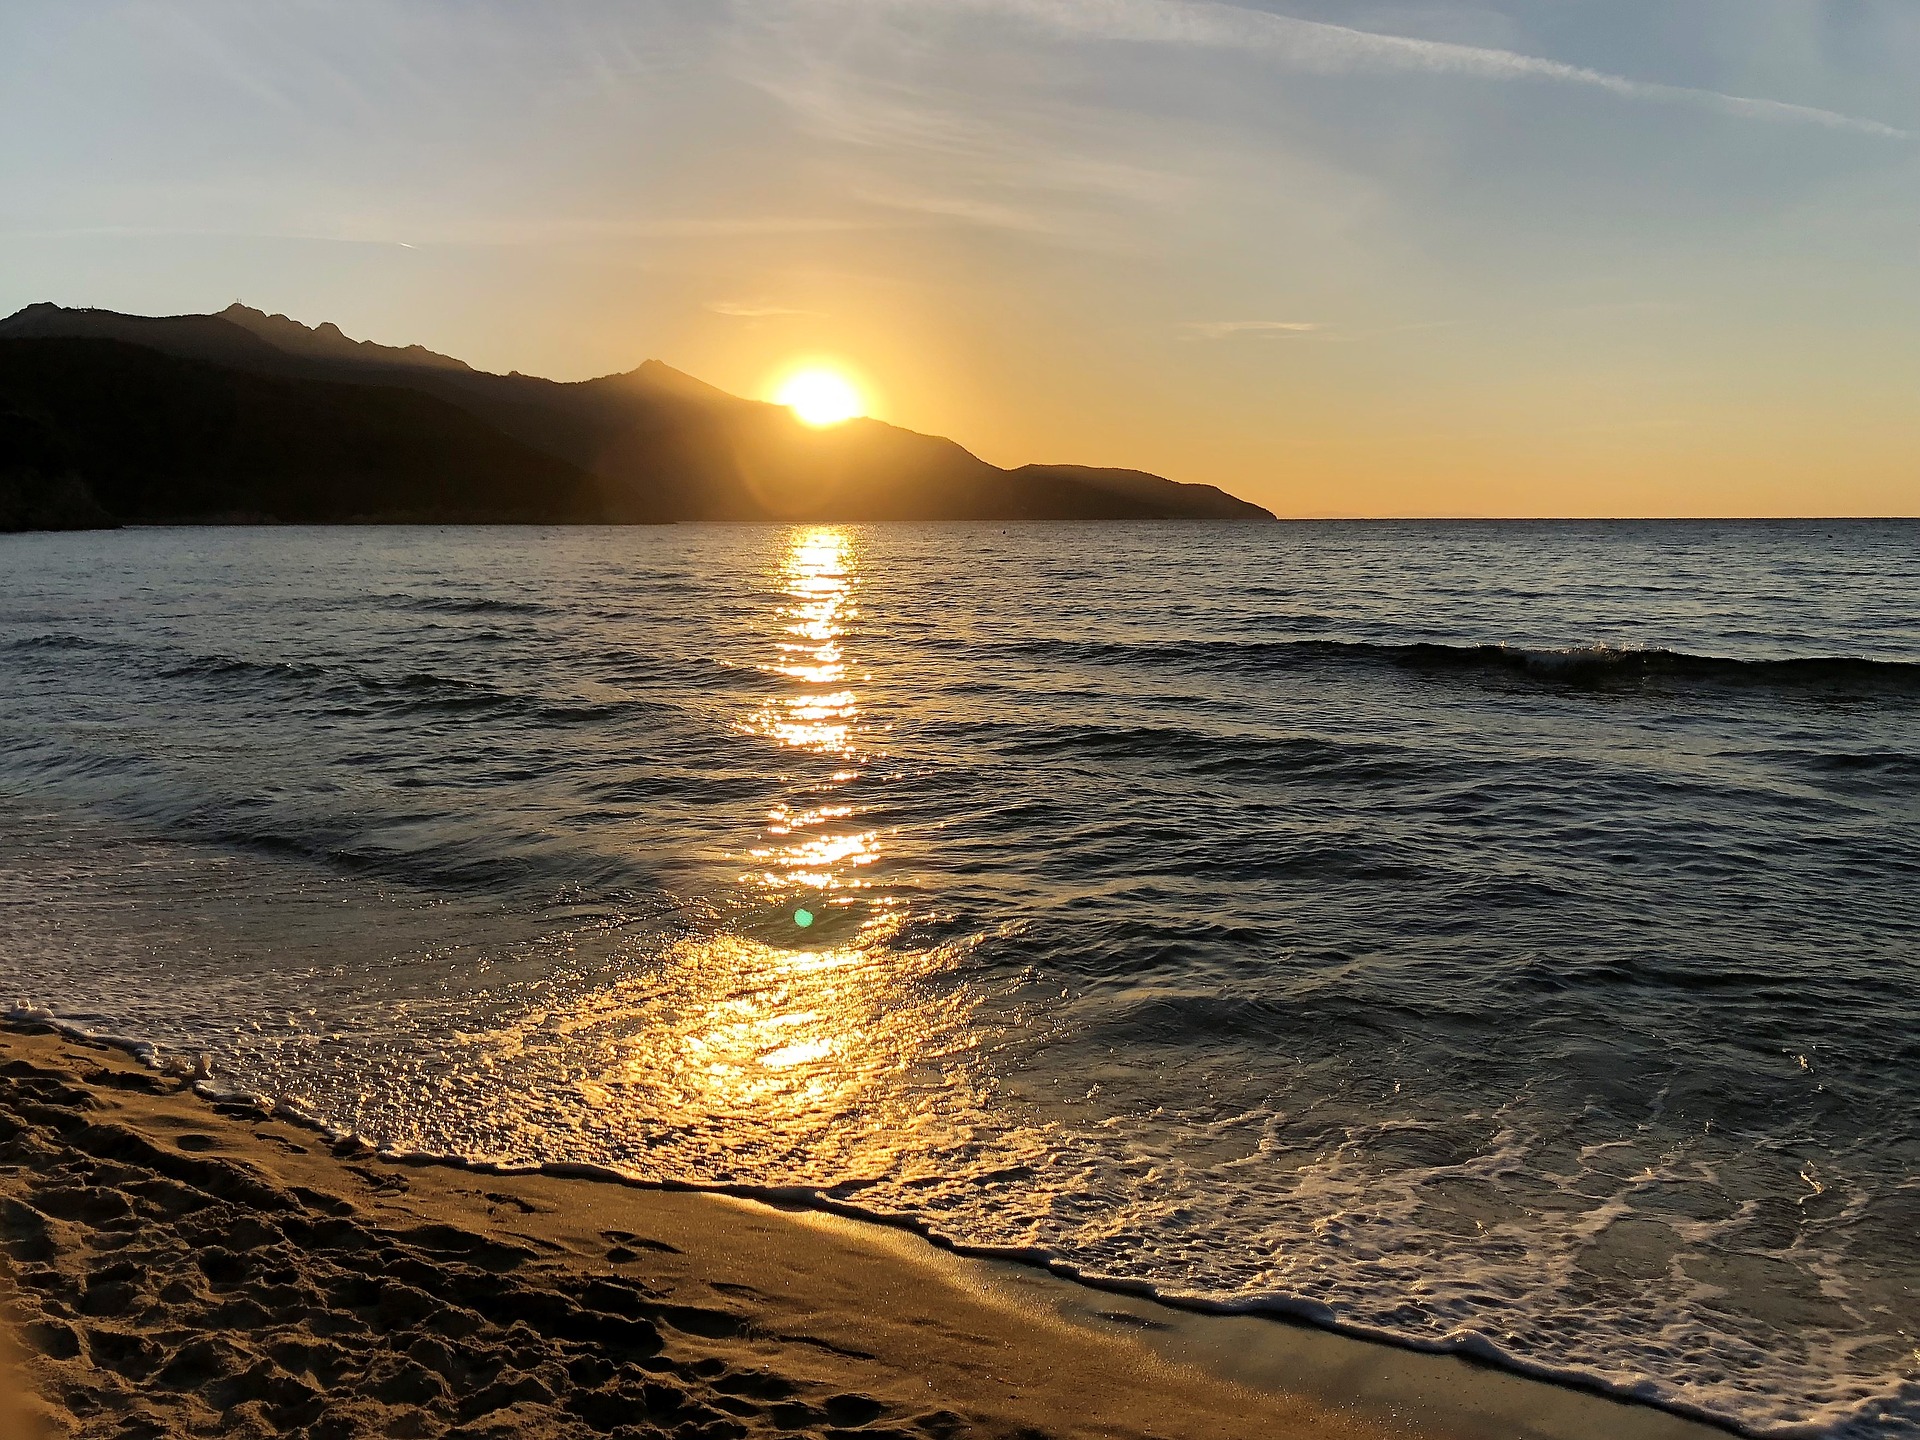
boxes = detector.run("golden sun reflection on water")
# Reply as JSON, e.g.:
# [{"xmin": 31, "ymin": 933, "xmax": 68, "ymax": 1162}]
[
  {"xmin": 742, "ymin": 528, "xmax": 881, "ymax": 904},
  {"xmin": 491, "ymin": 528, "xmax": 976, "ymax": 1169},
  {"xmin": 754, "ymin": 528, "xmax": 860, "ymax": 758},
  {"xmin": 551, "ymin": 915, "xmax": 978, "ymax": 1147}
]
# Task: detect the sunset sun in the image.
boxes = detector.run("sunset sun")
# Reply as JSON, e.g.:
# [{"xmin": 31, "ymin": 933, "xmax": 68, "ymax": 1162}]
[{"xmin": 772, "ymin": 367, "xmax": 865, "ymax": 427}]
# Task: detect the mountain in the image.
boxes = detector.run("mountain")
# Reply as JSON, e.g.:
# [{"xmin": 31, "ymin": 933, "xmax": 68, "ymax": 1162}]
[
  {"xmin": 0, "ymin": 340, "xmax": 627, "ymax": 527},
  {"xmin": 0, "ymin": 303, "xmax": 1275, "ymax": 528},
  {"xmin": 0, "ymin": 408, "xmax": 116, "ymax": 532},
  {"xmin": 218, "ymin": 303, "xmax": 473, "ymax": 373}
]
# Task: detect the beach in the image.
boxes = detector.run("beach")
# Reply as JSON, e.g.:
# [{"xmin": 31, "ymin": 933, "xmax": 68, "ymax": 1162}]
[{"xmin": 0, "ymin": 1022, "xmax": 1735, "ymax": 1440}]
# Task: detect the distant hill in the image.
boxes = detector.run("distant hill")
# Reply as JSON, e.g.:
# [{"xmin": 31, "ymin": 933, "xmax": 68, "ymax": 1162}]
[
  {"xmin": 0, "ymin": 340, "xmax": 624, "ymax": 527},
  {"xmin": 0, "ymin": 408, "xmax": 116, "ymax": 532},
  {"xmin": 0, "ymin": 303, "xmax": 1274, "ymax": 529},
  {"xmin": 218, "ymin": 303, "xmax": 474, "ymax": 373}
]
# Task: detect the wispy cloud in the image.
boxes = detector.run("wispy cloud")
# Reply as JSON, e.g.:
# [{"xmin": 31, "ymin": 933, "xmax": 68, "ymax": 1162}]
[
  {"xmin": 844, "ymin": 182, "xmax": 1074, "ymax": 235},
  {"xmin": 855, "ymin": 0, "xmax": 1910, "ymax": 138},
  {"xmin": 428, "ymin": 214, "xmax": 894, "ymax": 246},
  {"xmin": 736, "ymin": 61, "xmax": 1191, "ymax": 213},
  {"xmin": 1183, "ymin": 319, "xmax": 1322, "ymax": 338},
  {"xmin": 720, "ymin": 5, "xmax": 1203, "ymax": 243},
  {"xmin": 0, "ymin": 225, "xmax": 418, "ymax": 247},
  {"xmin": 1, "ymin": 215, "xmax": 889, "ymax": 247},
  {"xmin": 721, "ymin": 0, "xmax": 1907, "ymax": 254}
]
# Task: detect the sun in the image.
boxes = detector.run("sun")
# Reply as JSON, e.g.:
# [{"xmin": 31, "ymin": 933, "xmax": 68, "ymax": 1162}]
[{"xmin": 772, "ymin": 368, "xmax": 865, "ymax": 427}]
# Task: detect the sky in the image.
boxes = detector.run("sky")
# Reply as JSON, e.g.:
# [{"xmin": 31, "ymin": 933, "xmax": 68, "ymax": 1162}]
[{"xmin": 2, "ymin": 0, "xmax": 1916, "ymax": 517}]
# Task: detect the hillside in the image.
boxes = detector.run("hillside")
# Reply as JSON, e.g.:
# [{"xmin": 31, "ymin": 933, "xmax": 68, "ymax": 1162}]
[
  {"xmin": 0, "ymin": 304, "xmax": 1275, "ymax": 528},
  {"xmin": 0, "ymin": 339, "xmax": 627, "ymax": 527}
]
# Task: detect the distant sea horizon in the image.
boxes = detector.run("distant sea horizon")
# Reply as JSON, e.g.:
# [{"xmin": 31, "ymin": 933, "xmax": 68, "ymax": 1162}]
[
  {"xmin": 98, "ymin": 512, "xmax": 1920, "ymax": 523},
  {"xmin": 3, "ymin": 518, "xmax": 1915, "ymax": 1437}
]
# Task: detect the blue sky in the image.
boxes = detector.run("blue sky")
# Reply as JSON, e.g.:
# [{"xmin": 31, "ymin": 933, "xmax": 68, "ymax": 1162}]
[{"xmin": 3, "ymin": 1, "xmax": 1914, "ymax": 513}]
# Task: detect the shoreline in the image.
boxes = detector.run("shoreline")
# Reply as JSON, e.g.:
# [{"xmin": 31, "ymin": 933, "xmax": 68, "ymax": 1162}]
[{"xmin": 0, "ymin": 1021, "xmax": 1732, "ymax": 1440}]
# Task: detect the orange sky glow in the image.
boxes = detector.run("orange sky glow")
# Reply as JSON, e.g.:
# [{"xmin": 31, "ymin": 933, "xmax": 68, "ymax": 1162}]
[{"xmin": 3, "ymin": 2, "xmax": 1916, "ymax": 517}]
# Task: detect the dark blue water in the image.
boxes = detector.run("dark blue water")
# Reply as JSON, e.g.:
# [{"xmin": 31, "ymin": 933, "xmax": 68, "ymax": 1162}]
[{"xmin": 2, "ymin": 521, "xmax": 1915, "ymax": 1436}]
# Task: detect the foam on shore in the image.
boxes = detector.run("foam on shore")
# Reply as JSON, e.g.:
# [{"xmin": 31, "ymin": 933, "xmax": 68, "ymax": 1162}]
[{"xmin": 3, "ymin": 1009, "xmax": 1758, "ymax": 1440}]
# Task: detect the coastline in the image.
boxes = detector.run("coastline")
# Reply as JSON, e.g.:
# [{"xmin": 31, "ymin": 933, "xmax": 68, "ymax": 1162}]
[{"xmin": 0, "ymin": 1023, "xmax": 1730, "ymax": 1440}]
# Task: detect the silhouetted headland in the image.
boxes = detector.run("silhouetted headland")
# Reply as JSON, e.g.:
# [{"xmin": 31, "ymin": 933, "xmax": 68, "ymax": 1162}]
[{"xmin": 0, "ymin": 304, "xmax": 1273, "ymax": 530}]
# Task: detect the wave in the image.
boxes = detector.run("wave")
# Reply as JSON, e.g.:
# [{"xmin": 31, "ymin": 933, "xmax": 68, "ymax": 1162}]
[
  {"xmin": 377, "ymin": 587, "xmax": 716, "ymax": 616},
  {"xmin": 7, "ymin": 1006, "xmax": 1905, "ymax": 1440},
  {"xmin": 0, "ymin": 751, "xmax": 672, "ymax": 898},
  {"xmin": 8, "ymin": 632, "xmax": 755, "ymax": 715},
  {"xmin": 155, "ymin": 652, "xmax": 641, "ymax": 724},
  {"xmin": 982, "ymin": 720, "xmax": 1429, "ymax": 781},
  {"xmin": 19, "ymin": 628, "xmax": 1915, "ymax": 700},
  {"xmin": 1394, "ymin": 641, "xmax": 1920, "ymax": 690},
  {"xmin": 1747, "ymin": 748, "xmax": 1920, "ymax": 781},
  {"xmin": 382, "ymin": 593, "xmax": 553, "ymax": 616},
  {"xmin": 989, "ymin": 636, "xmax": 1920, "ymax": 692},
  {"xmin": 6, "ymin": 632, "xmax": 127, "ymax": 654}
]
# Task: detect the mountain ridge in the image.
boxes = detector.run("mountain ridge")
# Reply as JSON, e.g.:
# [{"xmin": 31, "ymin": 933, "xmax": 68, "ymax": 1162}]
[
  {"xmin": 0, "ymin": 302, "xmax": 1274, "ymax": 529},
  {"xmin": 218, "ymin": 303, "xmax": 474, "ymax": 373}
]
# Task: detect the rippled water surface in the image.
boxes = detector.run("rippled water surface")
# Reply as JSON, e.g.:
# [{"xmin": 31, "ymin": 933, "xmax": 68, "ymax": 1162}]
[{"xmin": 2, "ymin": 521, "xmax": 1917, "ymax": 1436}]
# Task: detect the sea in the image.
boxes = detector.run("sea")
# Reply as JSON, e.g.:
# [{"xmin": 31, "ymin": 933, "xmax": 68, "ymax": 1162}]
[{"xmin": 1, "ymin": 521, "xmax": 1915, "ymax": 1437}]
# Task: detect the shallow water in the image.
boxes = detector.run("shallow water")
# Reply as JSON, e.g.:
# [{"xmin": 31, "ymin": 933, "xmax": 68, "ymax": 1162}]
[{"xmin": 2, "ymin": 521, "xmax": 1916, "ymax": 1436}]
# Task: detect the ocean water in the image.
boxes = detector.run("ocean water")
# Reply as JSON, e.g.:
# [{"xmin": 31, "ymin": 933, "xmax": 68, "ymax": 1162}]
[{"xmin": 1, "ymin": 521, "xmax": 1916, "ymax": 1436}]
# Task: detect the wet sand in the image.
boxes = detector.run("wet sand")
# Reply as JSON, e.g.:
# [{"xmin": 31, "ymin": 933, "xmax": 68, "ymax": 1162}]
[{"xmin": 0, "ymin": 1024, "xmax": 1729, "ymax": 1440}]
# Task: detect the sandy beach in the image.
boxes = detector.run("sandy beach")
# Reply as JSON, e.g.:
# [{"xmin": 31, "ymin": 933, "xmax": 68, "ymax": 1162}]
[{"xmin": 0, "ymin": 1023, "xmax": 1732, "ymax": 1440}]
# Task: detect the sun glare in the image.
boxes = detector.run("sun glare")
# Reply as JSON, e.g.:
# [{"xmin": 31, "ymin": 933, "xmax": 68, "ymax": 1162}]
[{"xmin": 773, "ymin": 368, "xmax": 865, "ymax": 427}]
